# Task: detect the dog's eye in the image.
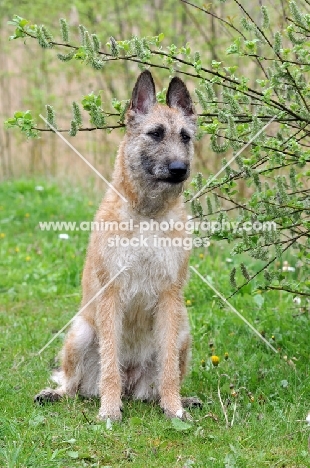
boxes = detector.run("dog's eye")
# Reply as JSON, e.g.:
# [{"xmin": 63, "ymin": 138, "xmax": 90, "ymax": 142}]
[
  {"xmin": 180, "ymin": 131, "xmax": 190, "ymax": 143},
  {"xmin": 147, "ymin": 128, "xmax": 164, "ymax": 141},
  {"xmin": 148, "ymin": 131, "xmax": 160, "ymax": 138}
]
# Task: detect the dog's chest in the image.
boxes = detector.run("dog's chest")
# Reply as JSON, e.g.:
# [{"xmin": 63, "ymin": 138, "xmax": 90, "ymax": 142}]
[{"xmin": 101, "ymin": 211, "xmax": 189, "ymax": 307}]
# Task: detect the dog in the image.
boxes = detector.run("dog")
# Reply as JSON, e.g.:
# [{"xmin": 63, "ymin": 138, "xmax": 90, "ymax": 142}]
[{"xmin": 35, "ymin": 70, "xmax": 201, "ymax": 421}]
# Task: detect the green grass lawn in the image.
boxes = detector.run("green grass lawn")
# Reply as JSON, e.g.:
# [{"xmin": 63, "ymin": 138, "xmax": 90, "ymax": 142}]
[{"xmin": 0, "ymin": 179, "xmax": 309, "ymax": 467}]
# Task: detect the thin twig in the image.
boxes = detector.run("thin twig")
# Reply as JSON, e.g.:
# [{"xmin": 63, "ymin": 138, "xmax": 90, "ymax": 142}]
[
  {"xmin": 267, "ymin": 286, "xmax": 310, "ymax": 297},
  {"xmin": 34, "ymin": 124, "xmax": 125, "ymax": 132},
  {"xmin": 180, "ymin": 0, "xmax": 246, "ymax": 39},
  {"xmin": 82, "ymin": 410, "xmax": 92, "ymax": 425}
]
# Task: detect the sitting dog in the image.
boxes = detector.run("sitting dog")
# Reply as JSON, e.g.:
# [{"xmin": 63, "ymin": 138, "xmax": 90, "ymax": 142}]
[{"xmin": 35, "ymin": 70, "xmax": 200, "ymax": 421}]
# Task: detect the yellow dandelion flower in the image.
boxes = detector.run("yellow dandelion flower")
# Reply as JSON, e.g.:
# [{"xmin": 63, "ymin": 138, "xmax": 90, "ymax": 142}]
[
  {"xmin": 211, "ymin": 355, "xmax": 220, "ymax": 366},
  {"xmin": 25, "ymin": 213, "xmax": 30, "ymax": 218},
  {"xmin": 15, "ymin": 247, "xmax": 20, "ymax": 252},
  {"xmin": 0, "ymin": 233, "xmax": 5, "ymax": 238},
  {"xmin": 25, "ymin": 256, "xmax": 31, "ymax": 261},
  {"xmin": 186, "ymin": 299, "xmax": 192, "ymax": 306},
  {"xmin": 199, "ymin": 253, "xmax": 204, "ymax": 259}
]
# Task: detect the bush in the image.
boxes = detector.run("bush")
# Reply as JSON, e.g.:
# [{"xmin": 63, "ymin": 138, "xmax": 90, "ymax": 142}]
[{"xmin": 5, "ymin": 0, "xmax": 310, "ymax": 300}]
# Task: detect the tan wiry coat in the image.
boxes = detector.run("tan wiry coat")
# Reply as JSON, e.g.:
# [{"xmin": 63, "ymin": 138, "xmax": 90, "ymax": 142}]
[{"xmin": 35, "ymin": 70, "xmax": 200, "ymax": 421}]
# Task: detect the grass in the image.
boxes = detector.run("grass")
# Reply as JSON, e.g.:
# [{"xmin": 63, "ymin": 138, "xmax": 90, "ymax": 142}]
[{"xmin": 0, "ymin": 179, "xmax": 309, "ymax": 468}]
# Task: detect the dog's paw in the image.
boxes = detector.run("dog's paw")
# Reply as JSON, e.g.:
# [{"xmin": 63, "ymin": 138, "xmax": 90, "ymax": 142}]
[
  {"xmin": 97, "ymin": 408, "xmax": 122, "ymax": 422},
  {"xmin": 181, "ymin": 396, "xmax": 203, "ymax": 409},
  {"xmin": 163, "ymin": 407, "xmax": 193, "ymax": 421},
  {"xmin": 34, "ymin": 388, "xmax": 62, "ymax": 405}
]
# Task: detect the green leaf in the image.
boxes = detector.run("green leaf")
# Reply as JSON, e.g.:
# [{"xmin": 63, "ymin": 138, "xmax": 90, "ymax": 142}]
[
  {"xmin": 23, "ymin": 111, "xmax": 32, "ymax": 120},
  {"xmin": 158, "ymin": 32, "xmax": 164, "ymax": 42},
  {"xmin": 67, "ymin": 451, "xmax": 79, "ymax": 459},
  {"xmin": 244, "ymin": 39, "xmax": 260, "ymax": 51},
  {"xmin": 253, "ymin": 294, "xmax": 264, "ymax": 309},
  {"xmin": 14, "ymin": 111, "xmax": 24, "ymax": 119},
  {"xmin": 5, "ymin": 118, "xmax": 17, "ymax": 126},
  {"xmin": 19, "ymin": 19, "xmax": 29, "ymax": 28},
  {"xmin": 14, "ymin": 28, "xmax": 25, "ymax": 38},
  {"xmin": 211, "ymin": 60, "xmax": 222, "ymax": 69},
  {"xmin": 64, "ymin": 438, "xmax": 76, "ymax": 444},
  {"xmin": 171, "ymin": 418, "xmax": 192, "ymax": 431},
  {"xmin": 29, "ymin": 415, "xmax": 45, "ymax": 426}
]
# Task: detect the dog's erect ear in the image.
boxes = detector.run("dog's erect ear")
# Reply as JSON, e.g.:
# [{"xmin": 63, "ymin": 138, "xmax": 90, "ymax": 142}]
[
  {"xmin": 129, "ymin": 70, "xmax": 156, "ymax": 115},
  {"xmin": 166, "ymin": 77, "xmax": 195, "ymax": 116}
]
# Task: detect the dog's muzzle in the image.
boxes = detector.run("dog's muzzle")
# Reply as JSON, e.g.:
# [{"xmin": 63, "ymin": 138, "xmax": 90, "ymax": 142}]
[{"xmin": 141, "ymin": 154, "xmax": 190, "ymax": 184}]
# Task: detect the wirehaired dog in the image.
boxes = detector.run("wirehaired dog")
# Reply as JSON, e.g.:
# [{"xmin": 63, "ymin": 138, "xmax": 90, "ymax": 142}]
[{"xmin": 35, "ymin": 70, "xmax": 201, "ymax": 420}]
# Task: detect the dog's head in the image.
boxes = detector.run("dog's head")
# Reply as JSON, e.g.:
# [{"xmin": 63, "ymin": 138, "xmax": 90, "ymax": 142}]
[{"xmin": 125, "ymin": 71, "xmax": 196, "ymax": 188}]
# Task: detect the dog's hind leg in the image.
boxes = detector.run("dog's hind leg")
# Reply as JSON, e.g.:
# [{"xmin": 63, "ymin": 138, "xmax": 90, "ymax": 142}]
[{"xmin": 34, "ymin": 315, "xmax": 96, "ymax": 404}]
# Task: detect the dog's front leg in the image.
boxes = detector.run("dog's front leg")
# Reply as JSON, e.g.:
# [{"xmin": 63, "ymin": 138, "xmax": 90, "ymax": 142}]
[
  {"xmin": 96, "ymin": 286, "xmax": 122, "ymax": 422},
  {"xmin": 156, "ymin": 289, "xmax": 191, "ymax": 421}
]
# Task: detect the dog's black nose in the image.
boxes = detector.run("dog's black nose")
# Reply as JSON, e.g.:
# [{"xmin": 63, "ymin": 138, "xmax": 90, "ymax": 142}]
[{"xmin": 168, "ymin": 161, "xmax": 188, "ymax": 177}]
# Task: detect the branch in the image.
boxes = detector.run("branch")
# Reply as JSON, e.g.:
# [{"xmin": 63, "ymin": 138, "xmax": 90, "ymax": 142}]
[
  {"xmin": 180, "ymin": 0, "xmax": 246, "ymax": 39},
  {"xmin": 33, "ymin": 113, "xmax": 298, "ymax": 134},
  {"xmin": 212, "ymin": 131, "xmax": 301, "ymax": 159},
  {"xmin": 266, "ymin": 286, "xmax": 310, "ymax": 297},
  {"xmin": 21, "ymin": 28, "xmax": 309, "ymax": 123},
  {"xmin": 180, "ymin": 0, "xmax": 271, "ymax": 79},
  {"xmin": 244, "ymin": 53, "xmax": 310, "ymax": 66},
  {"xmin": 200, "ymin": 114, "xmax": 301, "ymax": 123},
  {"xmin": 226, "ymin": 234, "xmax": 304, "ymax": 300},
  {"xmin": 35, "ymin": 124, "xmax": 125, "ymax": 132},
  {"xmin": 233, "ymin": 0, "xmax": 310, "ymax": 113},
  {"xmin": 286, "ymin": 16, "xmax": 310, "ymax": 33}
]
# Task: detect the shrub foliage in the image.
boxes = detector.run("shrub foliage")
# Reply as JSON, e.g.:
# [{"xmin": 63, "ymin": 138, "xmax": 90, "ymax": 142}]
[{"xmin": 5, "ymin": 0, "xmax": 310, "ymax": 300}]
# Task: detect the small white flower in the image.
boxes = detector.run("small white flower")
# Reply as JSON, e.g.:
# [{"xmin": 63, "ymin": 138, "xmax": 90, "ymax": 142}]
[
  {"xmin": 176, "ymin": 409, "xmax": 183, "ymax": 418},
  {"xmin": 306, "ymin": 412, "xmax": 310, "ymax": 425},
  {"xmin": 282, "ymin": 261, "xmax": 295, "ymax": 272},
  {"xmin": 59, "ymin": 233, "xmax": 69, "ymax": 240},
  {"xmin": 35, "ymin": 186, "xmax": 44, "ymax": 191},
  {"xmin": 293, "ymin": 297, "xmax": 301, "ymax": 305},
  {"xmin": 226, "ymin": 258, "xmax": 233, "ymax": 263}
]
